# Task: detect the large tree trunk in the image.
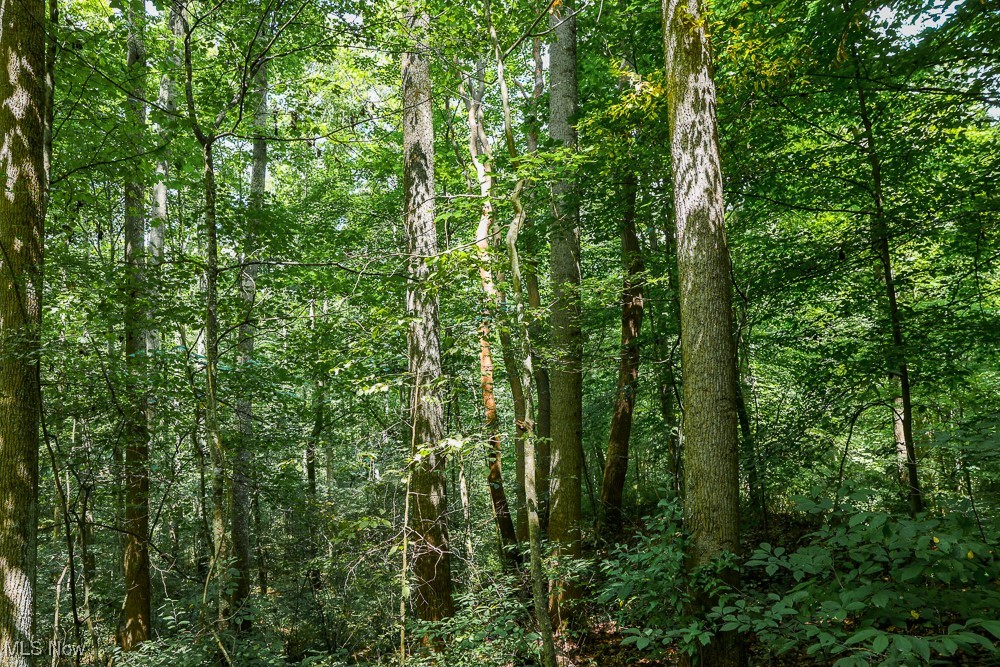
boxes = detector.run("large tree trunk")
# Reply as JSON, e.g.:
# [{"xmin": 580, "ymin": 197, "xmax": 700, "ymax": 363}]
[
  {"xmin": 0, "ymin": 3, "xmax": 46, "ymax": 663},
  {"xmin": 599, "ymin": 172, "xmax": 644, "ymax": 538},
  {"xmin": 402, "ymin": 7, "xmax": 454, "ymax": 624},
  {"xmin": 231, "ymin": 61, "xmax": 268, "ymax": 634},
  {"xmin": 464, "ymin": 70, "xmax": 520, "ymax": 562},
  {"xmin": 121, "ymin": 0, "xmax": 152, "ymax": 649},
  {"xmin": 663, "ymin": 1, "xmax": 744, "ymax": 665},
  {"xmin": 847, "ymin": 27, "xmax": 922, "ymax": 515},
  {"xmin": 547, "ymin": 0, "xmax": 583, "ymax": 629}
]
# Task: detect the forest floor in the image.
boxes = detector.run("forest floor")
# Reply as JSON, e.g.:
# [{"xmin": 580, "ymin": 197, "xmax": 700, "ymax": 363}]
[{"xmin": 560, "ymin": 620, "xmax": 676, "ymax": 666}]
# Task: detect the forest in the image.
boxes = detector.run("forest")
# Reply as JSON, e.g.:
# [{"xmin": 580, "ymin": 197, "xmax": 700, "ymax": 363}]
[{"xmin": 0, "ymin": 0, "xmax": 998, "ymax": 665}]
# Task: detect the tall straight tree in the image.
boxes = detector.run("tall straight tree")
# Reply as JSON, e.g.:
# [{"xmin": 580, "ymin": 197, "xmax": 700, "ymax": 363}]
[
  {"xmin": 599, "ymin": 171, "xmax": 644, "ymax": 538},
  {"xmin": 0, "ymin": 2, "xmax": 47, "ymax": 663},
  {"xmin": 231, "ymin": 60, "xmax": 268, "ymax": 634},
  {"xmin": 547, "ymin": 0, "xmax": 583, "ymax": 628},
  {"xmin": 121, "ymin": 0, "xmax": 152, "ymax": 649},
  {"xmin": 663, "ymin": 0, "xmax": 743, "ymax": 665},
  {"xmin": 844, "ymin": 7, "xmax": 923, "ymax": 515},
  {"xmin": 182, "ymin": 10, "xmax": 233, "ymax": 628},
  {"xmin": 402, "ymin": 4, "xmax": 454, "ymax": 623}
]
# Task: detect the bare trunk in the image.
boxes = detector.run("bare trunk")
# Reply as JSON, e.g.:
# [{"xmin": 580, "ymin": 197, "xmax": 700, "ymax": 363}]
[
  {"xmin": 0, "ymin": 4, "xmax": 47, "ymax": 663},
  {"xmin": 664, "ymin": 1, "xmax": 744, "ymax": 665},
  {"xmin": 121, "ymin": 0, "xmax": 152, "ymax": 649},
  {"xmin": 231, "ymin": 61, "xmax": 267, "ymax": 634},
  {"xmin": 402, "ymin": 7, "xmax": 454, "ymax": 625},
  {"xmin": 463, "ymin": 66, "xmax": 522, "ymax": 562},
  {"xmin": 525, "ymin": 38, "xmax": 552, "ymax": 534},
  {"xmin": 479, "ymin": 9, "xmax": 558, "ymax": 656},
  {"xmin": 547, "ymin": 0, "xmax": 583, "ymax": 628},
  {"xmin": 599, "ymin": 172, "xmax": 644, "ymax": 538},
  {"xmin": 848, "ymin": 31, "xmax": 922, "ymax": 515}
]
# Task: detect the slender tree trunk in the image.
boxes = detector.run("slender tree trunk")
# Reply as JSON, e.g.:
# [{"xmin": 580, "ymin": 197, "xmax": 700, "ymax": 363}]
[
  {"xmin": 231, "ymin": 62, "xmax": 267, "ymax": 635},
  {"xmin": 198, "ymin": 139, "xmax": 231, "ymax": 630},
  {"xmin": 646, "ymin": 213, "xmax": 683, "ymax": 499},
  {"xmin": 599, "ymin": 172, "xmax": 644, "ymax": 538},
  {"xmin": 848, "ymin": 31, "xmax": 922, "ymax": 515},
  {"xmin": 498, "ymin": 139, "xmax": 558, "ymax": 667},
  {"xmin": 547, "ymin": 0, "xmax": 583, "ymax": 627},
  {"xmin": 663, "ymin": 1, "xmax": 744, "ymax": 665},
  {"xmin": 402, "ymin": 7, "xmax": 454, "ymax": 624},
  {"xmin": 463, "ymin": 65, "xmax": 521, "ymax": 563},
  {"xmin": 149, "ymin": 0, "xmax": 182, "ymax": 277},
  {"xmin": 306, "ymin": 301, "xmax": 326, "ymax": 602},
  {"xmin": 121, "ymin": 0, "xmax": 152, "ymax": 650},
  {"xmin": 525, "ymin": 37, "xmax": 552, "ymax": 534},
  {"xmin": 0, "ymin": 4, "xmax": 47, "ymax": 663}
]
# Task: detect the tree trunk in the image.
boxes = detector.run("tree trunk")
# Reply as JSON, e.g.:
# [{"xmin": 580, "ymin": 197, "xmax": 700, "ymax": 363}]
[
  {"xmin": 547, "ymin": 0, "xmax": 583, "ymax": 629},
  {"xmin": 663, "ymin": 1, "xmax": 744, "ymax": 665},
  {"xmin": 463, "ymin": 66, "xmax": 521, "ymax": 563},
  {"xmin": 599, "ymin": 172, "xmax": 644, "ymax": 539},
  {"xmin": 0, "ymin": 4, "xmax": 47, "ymax": 663},
  {"xmin": 231, "ymin": 61, "xmax": 267, "ymax": 635},
  {"xmin": 525, "ymin": 37, "xmax": 552, "ymax": 534},
  {"xmin": 121, "ymin": 0, "xmax": 152, "ymax": 649},
  {"xmin": 502, "ymin": 149, "xmax": 559, "ymax": 667},
  {"xmin": 735, "ymin": 379, "xmax": 764, "ymax": 520},
  {"xmin": 402, "ymin": 6, "xmax": 454, "ymax": 624},
  {"xmin": 847, "ymin": 29, "xmax": 923, "ymax": 515},
  {"xmin": 200, "ymin": 139, "xmax": 231, "ymax": 629},
  {"xmin": 150, "ymin": 1, "xmax": 182, "ymax": 269}
]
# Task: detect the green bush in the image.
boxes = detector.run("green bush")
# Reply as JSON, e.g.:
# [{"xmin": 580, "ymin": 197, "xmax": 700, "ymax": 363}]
[
  {"xmin": 717, "ymin": 490, "xmax": 1000, "ymax": 666},
  {"xmin": 409, "ymin": 575, "xmax": 541, "ymax": 667},
  {"xmin": 599, "ymin": 498, "xmax": 732, "ymax": 657}
]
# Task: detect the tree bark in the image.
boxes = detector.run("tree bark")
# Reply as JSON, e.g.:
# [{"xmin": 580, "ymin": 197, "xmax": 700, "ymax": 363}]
[
  {"xmin": 231, "ymin": 61, "xmax": 268, "ymax": 635},
  {"xmin": 121, "ymin": 0, "xmax": 152, "ymax": 649},
  {"xmin": 599, "ymin": 172, "xmax": 644, "ymax": 538},
  {"xmin": 0, "ymin": 3, "xmax": 47, "ymax": 663},
  {"xmin": 402, "ymin": 7, "xmax": 454, "ymax": 624},
  {"xmin": 547, "ymin": 0, "xmax": 583, "ymax": 629},
  {"xmin": 663, "ymin": 1, "xmax": 744, "ymax": 665},
  {"xmin": 498, "ymin": 137, "xmax": 559, "ymax": 667},
  {"xmin": 525, "ymin": 37, "xmax": 552, "ymax": 534},
  {"xmin": 463, "ymin": 69, "xmax": 520, "ymax": 563}
]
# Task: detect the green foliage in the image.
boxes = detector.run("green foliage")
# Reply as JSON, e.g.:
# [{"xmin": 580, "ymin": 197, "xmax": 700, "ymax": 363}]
[
  {"xmin": 599, "ymin": 498, "xmax": 736, "ymax": 658},
  {"xmin": 717, "ymin": 490, "xmax": 1000, "ymax": 665},
  {"xmin": 409, "ymin": 578, "xmax": 541, "ymax": 667}
]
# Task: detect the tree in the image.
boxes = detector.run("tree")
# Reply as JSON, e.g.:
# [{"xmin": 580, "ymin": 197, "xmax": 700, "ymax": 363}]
[
  {"xmin": 664, "ymin": 0, "xmax": 743, "ymax": 665},
  {"xmin": 120, "ymin": 0, "xmax": 152, "ymax": 648},
  {"xmin": 547, "ymin": 0, "xmax": 583, "ymax": 628},
  {"xmin": 599, "ymin": 170, "xmax": 644, "ymax": 538},
  {"xmin": 843, "ymin": 3, "xmax": 923, "ymax": 516},
  {"xmin": 402, "ymin": 3, "xmax": 454, "ymax": 624},
  {"xmin": 231, "ymin": 59, "xmax": 268, "ymax": 634},
  {"xmin": 0, "ymin": 2, "xmax": 47, "ymax": 663},
  {"xmin": 463, "ymin": 63, "xmax": 520, "ymax": 562}
]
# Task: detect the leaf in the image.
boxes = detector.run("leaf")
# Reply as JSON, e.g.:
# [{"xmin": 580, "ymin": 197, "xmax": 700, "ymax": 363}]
[
  {"xmin": 872, "ymin": 633, "xmax": 889, "ymax": 653},
  {"xmin": 974, "ymin": 620, "xmax": 1000, "ymax": 640},
  {"xmin": 845, "ymin": 627, "xmax": 879, "ymax": 645}
]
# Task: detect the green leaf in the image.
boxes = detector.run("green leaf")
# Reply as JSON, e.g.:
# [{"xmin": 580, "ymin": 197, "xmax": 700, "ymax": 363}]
[{"xmin": 845, "ymin": 627, "xmax": 878, "ymax": 645}]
